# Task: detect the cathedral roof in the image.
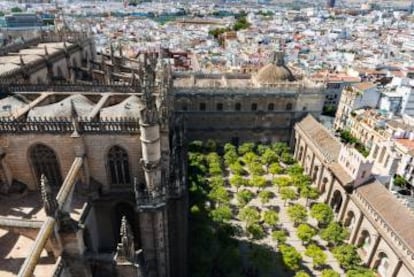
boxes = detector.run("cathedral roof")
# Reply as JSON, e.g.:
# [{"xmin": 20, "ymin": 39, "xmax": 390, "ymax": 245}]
[
  {"xmin": 27, "ymin": 94, "xmax": 95, "ymax": 118},
  {"xmin": 254, "ymin": 51, "xmax": 295, "ymax": 85},
  {"xmin": 0, "ymin": 95, "xmax": 29, "ymax": 117},
  {"xmin": 100, "ymin": 96, "xmax": 142, "ymax": 119},
  {"xmin": 356, "ymin": 179, "xmax": 414, "ymax": 253},
  {"xmin": 296, "ymin": 114, "xmax": 341, "ymax": 162}
]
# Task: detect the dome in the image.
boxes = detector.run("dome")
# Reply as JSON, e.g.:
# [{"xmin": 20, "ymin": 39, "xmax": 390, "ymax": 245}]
[
  {"xmin": 255, "ymin": 63, "xmax": 295, "ymax": 84},
  {"xmin": 254, "ymin": 51, "xmax": 295, "ymax": 85}
]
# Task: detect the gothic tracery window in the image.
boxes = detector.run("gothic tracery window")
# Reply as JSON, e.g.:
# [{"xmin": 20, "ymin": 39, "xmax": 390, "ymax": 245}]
[
  {"xmin": 30, "ymin": 144, "xmax": 62, "ymax": 187},
  {"xmin": 107, "ymin": 146, "xmax": 131, "ymax": 186}
]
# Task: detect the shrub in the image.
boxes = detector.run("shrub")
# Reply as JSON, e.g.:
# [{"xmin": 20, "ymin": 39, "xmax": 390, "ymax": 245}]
[
  {"xmin": 236, "ymin": 189, "xmax": 254, "ymax": 206},
  {"xmin": 271, "ymin": 229, "xmax": 288, "ymax": 244},
  {"xmin": 258, "ymin": 190, "xmax": 274, "ymax": 204},
  {"xmin": 246, "ymin": 223, "xmax": 265, "ymax": 240}
]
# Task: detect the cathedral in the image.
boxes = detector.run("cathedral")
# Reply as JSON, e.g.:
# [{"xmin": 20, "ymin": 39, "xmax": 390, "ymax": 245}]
[{"xmin": 0, "ymin": 32, "xmax": 326, "ymax": 277}]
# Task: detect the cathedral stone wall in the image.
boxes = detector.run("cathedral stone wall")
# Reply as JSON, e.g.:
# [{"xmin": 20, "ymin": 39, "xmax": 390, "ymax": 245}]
[{"xmin": 0, "ymin": 134, "xmax": 144, "ymax": 190}]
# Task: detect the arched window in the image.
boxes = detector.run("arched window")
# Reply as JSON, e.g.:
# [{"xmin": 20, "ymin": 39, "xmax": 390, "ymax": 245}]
[
  {"xmin": 357, "ymin": 230, "xmax": 371, "ymax": 255},
  {"xmin": 107, "ymin": 146, "xmax": 131, "ymax": 186},
  {"xmin": 199, "ymin": 103, "xmax": 206, "ymax": 111},
  {"xmin": 330, "ymin": 190, "xmax": 343, "ymax": 213},
  {"xmin": 376, "ymin": 253, "xmax": 389, "ymax": 277},
  {"xmin": 30, "ymin": 144, "xmax": 62, "ymax": 187},
  {"xmin": 235, "ymin": 103, "xmax": 241, "ymax": 111},
  {"xmin": 217, "ymin": 103, "xmax": 223, "ymax": 111},
  {"xmin": 251, "ymin": 103, "xmax": 257, "ymax": 111},
  {"xmin": 286, "ymin": 103, "xmax": 292, "ymax": 110},
  {"xmin": 268, "ymin": 103, "xmax": 274, "ymax": 111}
]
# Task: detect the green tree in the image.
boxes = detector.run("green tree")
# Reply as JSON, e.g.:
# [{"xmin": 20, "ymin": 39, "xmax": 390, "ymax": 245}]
[
  {"xmin": 246, "ymin": 223, "xmax": 265, "ymax": 240},
  {"xmin": 249, "ymin": 175, "xmax": 267, "ymax": 190},
  {"xmin": 305, "ymin": 244, "xmax": 327, "ymax": 269},
  {"xmin": 229, "ymin": 174, "xmax": 245, "ymax": 191},
  {"xmin": 206, "ymin": 152, "xmax": 221, "ymax": 164},
  {"xmin": 279, "ymin": 244, "xmax": 302, "ymax": 271},
  {"xmin": 208, "ymin": 163, "xmax": 222, "ymax": 176},
  {"xmin": 262, "ymin": 210, "xmax": 279, "ymax": 227},
  {"xmin": 296, "ymin": 224, "xmax": 317, "ymax": 245},
  {"xmin": 292, "ymin": 174, "xmax": 312, "ymax": 189},
  {"xmin": 238, "ymin": 206, "xmax": 260, "ymax": 225},
  {"xmin": 248, "ymin": 162, "xmax": 265, "ymax": 175},
  {"xmin": 321, "ymin": 269, "xmax": 340, "ymax": 277},
  {"xmin": 224, "ymin": 150, "xmax": 239, "ymax": 166},
  {"xmin": 287, "ymin": 204, "xmax": 307, "ymax": 226},
  {"xmin": 236, "ymin": 189, "xmax": 254, "ymax": 206},
  {"xmin": 209, "ymin": 176, "xmax": 225, "ymax": 188},
  {"xmin": 11, "ymin": 7, "xmax": 22, "ymax": 13},
  {"xmin": 229, "ymin": 161, "xmax": 245, "ymax": 175},
  {"xmin": 273, "ymin": 176, "xmax": 291, "ymax": 192},
  {"xmin": 310, "ymin": 203, "xmax": 334, "ymax": 227},
  {"xmin": 332, "ymin": 244, "xmax": 361, "ymax": 270},
  {"xmin": 238, "ymin": 142, "xmax": 255, "ymax": 155},
  {"xmin": 271, "ymin": 142, "xmax": 290, "ymax": 156},
  {"xmin": 269, "ymin": 162, "xmax": 283, "ymax": 176},
  {"xmin": 224, "ymin": 142, "xmax": 236, "ymax": 153},
  {"xmin": 210, "ymin": 205, "xmax": 232, "ymax": 223},
  {"xmin": 261, "ymin": 148, "xmax": 278, "ymax": 169},
  {"xmin": 320, "ymin": 222, "xmax": 349, "ymax": 246},
  {"xmin": 242, "ymin": 151, "xmax": 259, "ymax": 165},
  {"xmin": 271, "ymin": 229, "xmax": 288, "ymax": 244},
  {"xmin": 258, "ymin": 190, "xmax": 273, "ymax": 204},
  {"xmin": 280, "ymin": 187, "xmax": 297, "ymax": 206},
  {"xmin": 294, "ymin": 271, "xmax": 310, "ymax": 277},
  {"xmin": 287, "ymin": 163, "xmax": 304, "ymax": 176},
  {"xmin": 256, "ymin": 144, "xmax": 270, "ymax": 155},
  {"xmin": 300, "ymin": 186, "xmax": 319, "ymax": 206},
  {"xmin": 281, "ymin": 152, "xmax": 295, "ymax": 164},
  {"xmin": 208, "ymin": 186, "xmax": 229, "ymax": 205}
]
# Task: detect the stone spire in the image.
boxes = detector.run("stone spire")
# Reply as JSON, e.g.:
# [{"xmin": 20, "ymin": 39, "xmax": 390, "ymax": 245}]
[
  {"xmin": 139, "ymin": 52, "xmax": 162, "ymax": 199},
  {"xmin": 40, "ymin": 174, "xmax": 58, "ymax": 217},
  {"xmin": 115, "ymin": 216, "xmax": 135, "ymax": 263}
]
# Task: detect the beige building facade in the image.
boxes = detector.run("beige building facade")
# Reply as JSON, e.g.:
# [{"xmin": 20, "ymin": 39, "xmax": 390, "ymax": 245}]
[{"xmin": 294, "ymin": 115, "xmax": 414, "ymax": 277}]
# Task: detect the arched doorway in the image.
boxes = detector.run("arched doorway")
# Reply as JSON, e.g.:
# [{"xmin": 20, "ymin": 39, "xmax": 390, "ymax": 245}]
[
  {"xmin": 312, "ymin": 166, "xmax": 319, "ymax": 182},
  {"xmin": 375, "ymin": 252, "xmax": 389, "ymax": 277},
  {"xmin": 330, "ymin": 190, "xmax": 343, "ymax": 213},
  {"xmin": 344, "ymin": 211, "xmax": 356, "ymax": 239},
  {"xmin": 30, "ymin": 144, "xmax": 62, "ymax": 187},
  {"xmin": 320, "ymin": 177, "xmax": 328, "ymax": 194},
  {"xmin": 357, "ymin": 230, "xmax": 371, "ymax": 255},
  {"xmin": 298, "ymin": 146, "xmax": 303, "ymax": 161},
  {"xmin": 107, "ymin": 146, "xmax": 131, "ymax": 186}
]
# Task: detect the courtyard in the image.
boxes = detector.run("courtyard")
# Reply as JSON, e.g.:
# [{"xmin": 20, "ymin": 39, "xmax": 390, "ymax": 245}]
[{"xmin": 188, "ymin": 140, "xmax": 377, "ymax": 277}]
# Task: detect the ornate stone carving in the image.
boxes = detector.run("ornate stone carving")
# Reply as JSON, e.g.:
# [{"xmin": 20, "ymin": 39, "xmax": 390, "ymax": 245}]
[
  {"xmin": 115, "ymin": 216, "xmax": 135, "ymax": 263},
  {"xmin": 40, "ymin": 174, "xmax": 58, "ymax": 217}
]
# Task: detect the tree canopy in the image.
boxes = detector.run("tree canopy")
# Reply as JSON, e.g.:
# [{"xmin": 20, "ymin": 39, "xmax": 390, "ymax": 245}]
[
  {"xmin": 332, "ymin": 244, "xmax": 361, "ymax": 270},
  {"xmin": 310, "ymin": 203, "xmax": 334, "ymax": 226},
  {"xmin": 296, "ymin": 223, "xmax": 317, "ymax": 245},
  {"xmin": 287, "ymin": 204, "xmax": 308, "ymax": 226},
  {"xmin": 320, "ymin": 222, "xmax": 349, "ymax": 246}
]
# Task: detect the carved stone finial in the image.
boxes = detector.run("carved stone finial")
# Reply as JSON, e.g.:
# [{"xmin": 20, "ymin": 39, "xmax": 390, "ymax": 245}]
[
  {"xmin": 115, "ymin": 216, "xmax": 135, "ymax": 263},
  {"xmin": 40, "ymin": 174, "xmax": 58, "ymax": 217}
]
